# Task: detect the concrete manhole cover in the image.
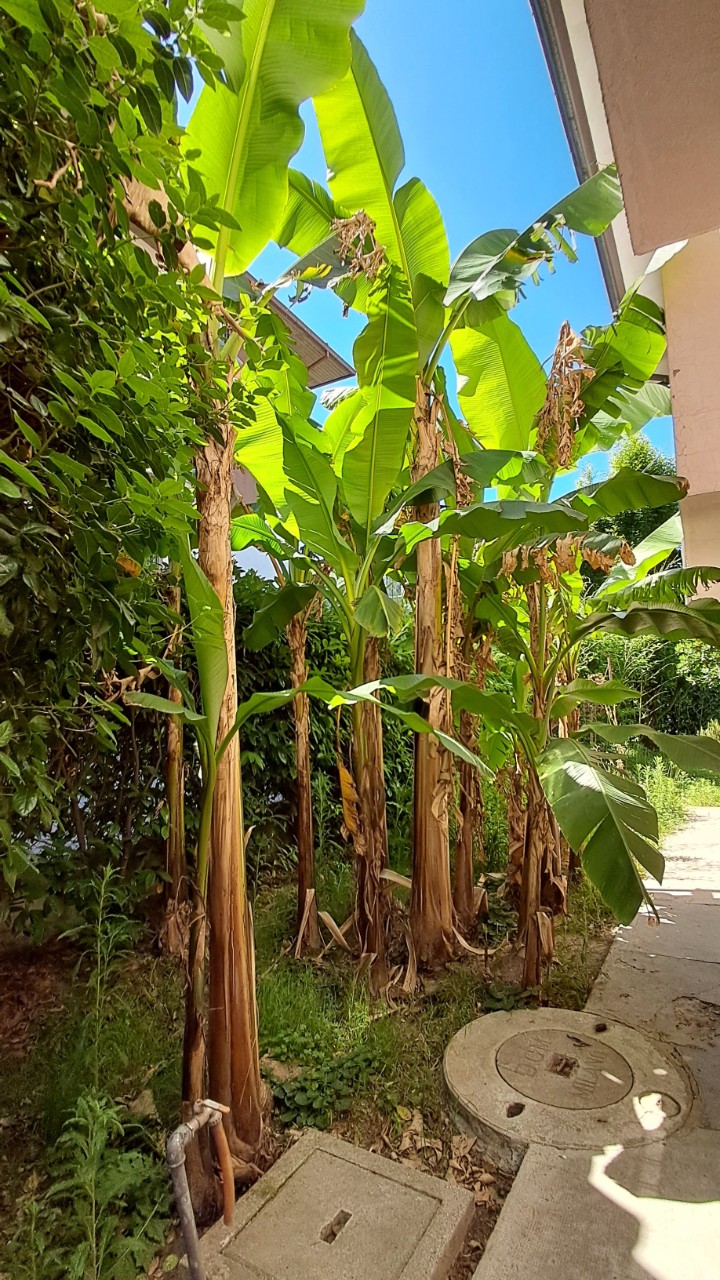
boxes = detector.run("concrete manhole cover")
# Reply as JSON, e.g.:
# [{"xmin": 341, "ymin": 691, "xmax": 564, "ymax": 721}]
[
  {"xmin": 444, "ymin": 1009, "xmax": 693, "ymax": 1174},
  {"xmin": 495, "ymin": 1027, "xmax": 633, "ymax": 1109}
]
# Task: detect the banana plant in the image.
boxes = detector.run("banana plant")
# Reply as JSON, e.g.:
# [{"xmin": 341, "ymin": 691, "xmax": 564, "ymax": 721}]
[
  {"xmin": 117, "ymin": 0, "xmax": 367, "ymax": 1208},
  {"xmin": 438, "ymin": 298, "xmax": 720, "ymax": 987},
  {"xmin": 231, "ymin": 336, "xmax": 483, "ymax": 987},
  {"xmin": 272, "ymin": 31, "xmax": 624, "ymax": 965}
]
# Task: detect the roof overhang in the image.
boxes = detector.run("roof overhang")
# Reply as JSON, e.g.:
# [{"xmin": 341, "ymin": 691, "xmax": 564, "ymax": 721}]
[
  {"xmin": 226, "ymin": 273, "xmax": 354, "ymax": 390},
  {"xmin": 528, "ymin": 0, "xmax": 662, "ymax": 317}
]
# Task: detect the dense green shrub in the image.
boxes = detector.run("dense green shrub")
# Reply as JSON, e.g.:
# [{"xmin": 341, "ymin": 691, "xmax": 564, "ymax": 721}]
[
  {"xmin": 0, "ymin": 0, "xmax": 235, "ymax": 919},
  {"xmin": 578, "ymin": 633, "xmax": 720, "ymax": 735}
]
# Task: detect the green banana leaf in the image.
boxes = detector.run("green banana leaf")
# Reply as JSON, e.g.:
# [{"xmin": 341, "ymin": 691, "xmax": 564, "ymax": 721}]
[
  {"xmin": 243, "ymin": 581, "xmax": 317, "ymax": 650},
  {"xmin": 551, "ymin": 679, "xmax": 639, "ymax": 721},
  {"xmin": 573, "ymin": 599, "xmax": 720, "ymax": 648},
  {"xmin": 353, "ymin": 584, "xmax": 404, "ymax": 637},
  {"xmin": 186, "ymin": 0, "xmax": 363, "ymax": 277},
  {"xmin": 594, "ymin": 513, "xmax": 682, "ymax": 597},
  {"xmin": 538, "ymin": 736, "xmax": 663, "ymax": 924},
  {"xmin": 342, "ymin": 267, "xmax": 417, "ymax": 535},
  {"xmin": 582, "ymin": 723, "xmax": 720, "ymax": 776},
  {"xmin": 313, "ymin": 31, "xmax": 449, "ymax": 357},
  {"xmin": 565, "ymin": 468, "xmax": 687, "ymax": 520},
  {"xmin": 451, "ymin": 313, "xmax": 547, "ymax": 451},
  {"xmin": 446, "ymin": 166, "xmax": 622, "ymax": 307},
  {"xmin": 177, "ymin": 536, "xmax": 227, "ymax": 751}
]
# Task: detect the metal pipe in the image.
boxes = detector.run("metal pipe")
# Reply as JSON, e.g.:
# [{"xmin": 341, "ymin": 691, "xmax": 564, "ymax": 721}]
[
  {"xmin": 166, "ymin": 1114, "xmax": 208, "ymax": 1280},
  {"xmin": 166, "ymin": 1099, "xmax": 233, "ymax": 1280}
]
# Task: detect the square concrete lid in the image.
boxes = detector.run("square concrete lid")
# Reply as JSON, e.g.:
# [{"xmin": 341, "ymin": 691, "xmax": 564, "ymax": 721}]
[{"xmin": 180, "ymin": 1130, "xmax": 473, "ymax": 1280}]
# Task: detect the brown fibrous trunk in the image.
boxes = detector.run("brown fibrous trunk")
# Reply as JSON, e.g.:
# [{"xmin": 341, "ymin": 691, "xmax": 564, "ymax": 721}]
[
  {"xmin": 518, "ymin": 767, "xmax": 566, "ymax": 988},
  {"xmin": 409, "ymin": 385, "xmax": 454, "ymax": 968},
  {"xmin": 195, "ymin": 419, "xmax": 263, "ymax": 1168},
  {"xmin": 453, "ymin": 710, "xmax": 482, "ymax": 933},
  {"xmin": 453, "ymin": 631, "xmax": 492, "ymax": 933},
  {"xmin": 353, "ymin": 637, "xmax": 389, "ymax": 992},
  {"xmin": 287, "ymin": 612, "xmax": 320, "ymax": 954}
]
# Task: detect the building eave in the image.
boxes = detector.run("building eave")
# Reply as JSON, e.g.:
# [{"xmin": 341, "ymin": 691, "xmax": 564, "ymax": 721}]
[{"xmin": 529, "ymin": 0, "xmax": 625, "ymax": 313}]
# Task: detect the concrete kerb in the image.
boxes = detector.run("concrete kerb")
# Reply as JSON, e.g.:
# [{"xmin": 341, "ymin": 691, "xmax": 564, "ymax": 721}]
[{"xmin": 178, "ymin": 1130, "xmax": 473, "ymax": 1280}]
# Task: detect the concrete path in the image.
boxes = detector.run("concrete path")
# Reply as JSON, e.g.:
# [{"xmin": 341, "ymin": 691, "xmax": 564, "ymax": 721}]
[{"xmin": 474, "ymin": 807, "xmax": 720, "ymax": 1280}]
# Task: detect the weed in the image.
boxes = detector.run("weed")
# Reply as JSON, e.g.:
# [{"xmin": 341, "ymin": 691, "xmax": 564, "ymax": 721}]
[
  {"xmin": 632, "ymin": 752, "xmax": 720, "ymax": 839},
  {"xmin": 7, "ymin": 1093, "xmax": 168, "ymax": 1280},
  {"xmin": 267, "ymin": 1048, "xmax": 375, "ymax": 1129}
]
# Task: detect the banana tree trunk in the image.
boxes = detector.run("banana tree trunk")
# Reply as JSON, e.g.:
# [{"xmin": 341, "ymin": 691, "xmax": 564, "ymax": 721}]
[
  {"xmin": 165, "ymin": 580, "xmax": 186, "ymax": 921},
  {"xmin": 516, "ymin": 583, "xmax": 567, "ymax": 987},
  {"xmin": 196, "ymin": 423, "xmax": 263, "ymax": 1168},
  {"xmin": 453, "ymin": 709, "xmax": 482, "ymax": 932},
  {"xmin": 410, "ymin": 387, "xmax": 454, "ymax": 967},
  {"xmin": 453, "ymin": 632, "xmax": 491, "ymax": 932},
  {"xmin": 504, "ymin": 757, "xmax": 527, "ymax": 903},
  {"xmin": 352, "ymin": 636, "xmax": 389, "ymax": 990},
  {"xmin": 287, "ymin": 612, "xmax": 320, "ymax": 954},
  {"xmin": 518, "ymin": 766, "xmax": 562, "ymax": 989}
]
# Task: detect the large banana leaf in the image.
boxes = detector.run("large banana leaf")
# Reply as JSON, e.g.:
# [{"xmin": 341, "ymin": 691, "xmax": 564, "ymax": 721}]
[
  {"xmin": 233, "ymin": 397, "xmax": 287, "ymax": 510},
  {"xmin": 378, "ymin": 448, "xmax": 549, "ymax": 528},
  {"xmin": 577, "ymin": 380, "xmax": 671, "ymax": 456},
  {"xmin": 573, "ymin": 599, "xmax": 720, "ymax": 648},
  {"xmin": 342, "ymin": 267, "xmax": 417, "ymax": 535},
  {"xmin": 276, "ymin": 169, "xmax": 347, "ymax": 256},
  {"xmin": 230, "ymin": 512, "xmax": 289, "ymax": 558},
  {"xmin": 538, "ymin": 737, "xmax": 663, "ymax": 923},
  {"xmin": 243, "ymin": 581, "xmax": 316, "ymax": 650},
  {"xmin": 282, "ymin": 425, "xmax": 357, "ymax": 569},
  {"xmin": 394, "ymin": 176, "xmax": 450, "ymax": 366},
  {"xmin": 451, "ymin": 313, "xmax": 547, "ymax": 451},
  {"xmin": 315, "ymin": 31, "xmax": 404, "ymax": 264},
  {"xmin": 583, "ymin": 723, "xmax": 720, "ymax": 776},
  {"xmin": 445, "ymin": 166, "xmax": 622, "ymax": 307},
  {"xmin": 597, "ymin": 564, "xmax": 720, "ymax": 607},
  {"xmin": 565, "ymin": 468, "xmax": 688, "ymax": 521},
  {"xmin": 176, "ymin": 537, "xmax": 228, "ymax": 751},
  {"xmin": 354, "ymin": 584, "xmax": 404, "ymax": 637},
  {"xmin": 223, "ymin": 674, "xmax": 490, "ymax": 772},
  {"xmin": 314, "ymin": 32, "xmax": 449, "ymax": 355},
  {"xmin": 187, "ymin": 0, "xmax": 363, "ymax": 278},
  {"xmin": 322, "ymin": 390, "xmax": 366, "ymax": 474},
  {"xmin": 438, "ymin": 497, "xmax": 588, "ymax": 542},
  {"xmin": 594, "ymin": 513, "xmax": 682, "ymax": 597},
  {"xmin": 550, "ymin": 679, "xmax": 639, "ymax": 721}
]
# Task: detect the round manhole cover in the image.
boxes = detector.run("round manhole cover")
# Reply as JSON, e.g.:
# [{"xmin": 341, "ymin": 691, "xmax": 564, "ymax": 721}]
[{"xmin": 496, "ymin": 1028, "xmax": 634, "ymax": 1109}]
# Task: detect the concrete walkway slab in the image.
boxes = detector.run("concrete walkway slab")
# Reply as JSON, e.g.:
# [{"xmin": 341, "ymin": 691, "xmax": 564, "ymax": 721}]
[
  {"xmin": 474, "ymin": 1130, "xmax": 720, "ymax": 1280},
  {"xmin": 473, "ymin": 806, "xmax": 720, "ymax": 1280},
  {"xmin": 180, "ymin": 1131, "xmax": 472, "ymax": 1280}
]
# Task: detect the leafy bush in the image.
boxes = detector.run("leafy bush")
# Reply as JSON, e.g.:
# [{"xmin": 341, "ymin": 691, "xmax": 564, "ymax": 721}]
[
  {"xmin": 266, "ymin": 1048, "xmax": 376, "ymax": 1129},
  {"xmin": 579, "ymin": 633, "xmax": 720, "ymax": 735},
  {"xmin": 8, "ymin": 1093, "xmax": 168, "ymax": 1280}
]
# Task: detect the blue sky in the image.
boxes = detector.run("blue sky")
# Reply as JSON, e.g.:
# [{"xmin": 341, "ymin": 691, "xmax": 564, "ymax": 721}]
[{"xmin": 194, "ymin": 0, "xmax": 675, "ymax": 472}]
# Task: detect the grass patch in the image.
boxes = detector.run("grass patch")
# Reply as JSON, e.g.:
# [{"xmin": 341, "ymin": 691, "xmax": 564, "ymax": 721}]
[{"xmin": 630, "ymin": 749, "xmax": 720, "ymax": 839}]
